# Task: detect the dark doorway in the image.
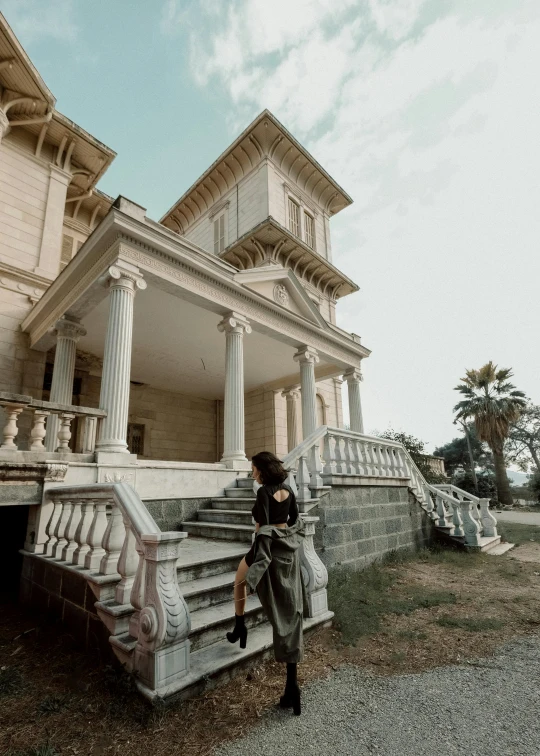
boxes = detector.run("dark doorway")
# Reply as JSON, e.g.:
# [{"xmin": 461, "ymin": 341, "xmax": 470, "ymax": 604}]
[{"xmin": 0, "ymin": 506, "xmax": 28, "ymax": 603}]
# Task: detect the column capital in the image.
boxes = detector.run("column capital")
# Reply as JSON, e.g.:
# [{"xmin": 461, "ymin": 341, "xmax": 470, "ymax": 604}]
[
  {"xmin": 104, "ymin": 262, "xmax": 147, "ymax": 293},
  {"xmin": 217, "ymin": 311, "xmax": 252, "ymax": 335},
  {"xmin": 282, "ymin": 387, "xmax": 301, "ymax": 401},
  {"xmin": 344, "ymin": 367, "xmax": 363, "ymax": 383},
  {"xmin": 54, "ymin": 317, "xmax": 87, "ymax": 342},
  {"xmin": 293, "ymin": 346, "xmax": 319, "ymax": 365}
]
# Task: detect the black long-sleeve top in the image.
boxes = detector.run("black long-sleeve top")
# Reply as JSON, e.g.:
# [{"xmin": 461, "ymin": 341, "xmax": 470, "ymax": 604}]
[{"xmin": 251, "ymin": 483, "xmax": 299, "ymax": 526}]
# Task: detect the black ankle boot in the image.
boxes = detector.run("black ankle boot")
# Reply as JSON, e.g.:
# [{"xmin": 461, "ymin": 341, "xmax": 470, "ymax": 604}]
[
  {"xmin": 279, "ymin": 662, "xmax": 301, "ymax": 715},
  {"xmin": 226, "ymin": 613, "xmax": 248, "ymax": 649}
]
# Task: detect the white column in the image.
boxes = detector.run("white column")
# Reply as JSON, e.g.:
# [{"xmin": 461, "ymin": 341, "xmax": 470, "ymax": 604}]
[
  {"xmin": 0, "ymin": 110, "xmax": 9, "ymax": 144},
  {"xmin": 46, "ymin": 319, "xmax": 86, "ymax": 452},
  {"xmin": 96, "ymin": 264, "xmax": 146, "ymax": 454},
  {"xmin": 282, "ymin": 388, "xmax": 300, "ymax": 452},
  {"xmin": 293, "ymin": 346, "xmax": 319, "ymax": 439},
  {"xmin": 344, "ymin": 367, "xmax": 364, "ymax": 434},
  {"xmin": 217, "ymin": 312, "xmax": 251, "ymax": 469}
]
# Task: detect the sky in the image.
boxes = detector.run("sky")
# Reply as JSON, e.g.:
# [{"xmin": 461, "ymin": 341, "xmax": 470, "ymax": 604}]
[{"xmin": 3, "ymin": 0, "xmax": 539, "ymax": 452}]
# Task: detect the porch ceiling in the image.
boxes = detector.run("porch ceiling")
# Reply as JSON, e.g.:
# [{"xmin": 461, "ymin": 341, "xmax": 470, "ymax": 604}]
[{"xmin": 78, "ymin": 285, "xmax": 328, "ymax": 399}]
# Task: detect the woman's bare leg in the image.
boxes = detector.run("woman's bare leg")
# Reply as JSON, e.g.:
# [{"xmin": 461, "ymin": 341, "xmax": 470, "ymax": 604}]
[{"xmin": 234, "ymin": 557, "xmax": 249, "ymax": 615}]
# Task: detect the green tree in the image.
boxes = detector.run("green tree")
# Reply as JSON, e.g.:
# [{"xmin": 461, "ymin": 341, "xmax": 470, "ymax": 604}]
[
  {"xmin": 434, "ymin": 423, "xmax": 486, "ymax": 478},
  {"xmin": 453, "ymin": 362, "xmax": 526, "ymax": 506},
  {"xmin": 377, "ymin": 429, "xmax": 446, "ymax": 484},
  {"xmin": 506, "ymin": 403, "xmax": 540, "ymax": 472}
]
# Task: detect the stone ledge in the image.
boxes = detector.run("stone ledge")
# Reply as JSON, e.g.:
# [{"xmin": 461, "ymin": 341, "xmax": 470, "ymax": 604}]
[{"xmin": 321, "ymin": 474, "xmax": 410, "ymax": 487}]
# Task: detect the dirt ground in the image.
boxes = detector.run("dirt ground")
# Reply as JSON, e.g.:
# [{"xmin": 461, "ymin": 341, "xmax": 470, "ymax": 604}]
[{"xmin": 1, "ymin": 543, "xmax": 540, "ymax": 756}]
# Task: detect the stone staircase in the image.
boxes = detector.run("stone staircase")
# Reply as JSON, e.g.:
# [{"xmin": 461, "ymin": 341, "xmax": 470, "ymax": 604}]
[{"xmin": 103, "ymin": 476, "xmax": 331, "ymax": 700}]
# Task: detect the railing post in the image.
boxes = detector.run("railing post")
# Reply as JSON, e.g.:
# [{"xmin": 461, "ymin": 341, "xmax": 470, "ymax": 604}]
[
  {"xmin": 30, "ymin": 409, "xmax": 49, "ymax": 450},
  {"xmin": 133, "ymin": 532, "xmax": 191, "ymax": 694},
  {"xmin": 346, "ymin": 438, "xmax": 357, "ymax": 474},
  {"xmin": 0, "ymin": 404, "xmax": 24, "ymax": 449},
  {"xmin": 99, "ymin": 503, "xmax": 125, "ymax": 575},
  {"xmin": 479, "ymin": 498, "xmax": 498, "ymax": 537},
  {"xmin": 81, "ymin": 416, "xmax": 98, "ymax": 453},
  {"xmin": 423, "ymin": 485, "xmax": 437, "ymax": 520},
  {"xmin": 362, "ymin": 440, "xmax": 374, "ymax": 476},
  {"xmin": 450, "ymin": 499, "xmax": 464, "ymax": 538},
  {"xmin": 53, "ymin": 500, "xmax": 73, "ymax": 559},
  {"xmin": 73, "ymin": 501, "xmax": 95, "ymax": 566},
  {"xmin": 434, "ymin": 493, "xmax": 448, "ymax": 528},
  {"xmin": 296, "ymin": 455, "xmax": 311, "ymax": 502},
  {"xmin": 44, "ymin": 499, "xmax": 63, "ymax": 557},
  {"xmin": 322, "ymin": 432, "xmax": 336, "ymax": 475},
  {"xmin": 115, "ymin": 517, "xmax": 139, "ymax": 605},
  {"xmin": 84, "ymin": 501, "xmax": 109, "ymax": 570},
  {"xmin": 354, "ymin": 439, "xmax": 366, "ymax": 475},
  {"xmin": 299, "ymin": 515, "xmax": 328, "ymax": 618},
  {"xmin": 61, "ymin": 500, "xmax": 82, "ymax": 562},
  {"xmin": 460, "ymin": 501, "xmax": 482, "ymax": 546},
  {"xmin": 334, "ymin": 434, "xmax": 347, "ymax": 474},
  {"xmin": 56, "ymin": 412, "xmax": 75, "ymax": 452}
]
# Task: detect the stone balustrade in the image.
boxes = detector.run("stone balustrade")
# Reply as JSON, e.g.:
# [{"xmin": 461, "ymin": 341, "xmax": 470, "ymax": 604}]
[
  {"xmin": 0, "ymin": 392, "xmax": 106, "ymax": 455},
  {"xmin": 284, "ymin": 426, "xmax": 498, "ymax": 549},
  {"xmin": 36, "ymin": 482, "xmax": 191, "ymax": 697}
]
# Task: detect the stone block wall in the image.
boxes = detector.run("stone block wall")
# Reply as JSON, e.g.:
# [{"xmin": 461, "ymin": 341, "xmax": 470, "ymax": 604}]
[
  {"xmin": 311, "ymin": 485, "xmax": 434, "ymax": 569},
  {"xmin": 19, "ymin": 554, "xmax": 111, "ymax": 658},
  {"xmin": 144, "ymin": 497, "xmax": 212, "ymax": 530}
]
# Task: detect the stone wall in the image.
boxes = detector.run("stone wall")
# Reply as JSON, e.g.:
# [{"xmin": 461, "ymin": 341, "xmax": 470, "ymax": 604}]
[
  {"xmin": 310, "ymin": 484, "xmax": 434, "ymax": 569},
  {"xmin": 19, "ymin": 554, "xmax": 111, "ymax": 657},
  {"xmin": 144, "ymin": 497, "xmax": 212, "ymax": 531}
]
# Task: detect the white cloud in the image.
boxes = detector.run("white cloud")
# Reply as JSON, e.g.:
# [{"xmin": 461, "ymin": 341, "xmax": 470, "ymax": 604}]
[
  {"xmin": 181, "ymin": 0, "xmax": 540, "ymax": 449},
  {"xmin": 2, "ymin": 0, "xmax": 78, "ymax": 43}
]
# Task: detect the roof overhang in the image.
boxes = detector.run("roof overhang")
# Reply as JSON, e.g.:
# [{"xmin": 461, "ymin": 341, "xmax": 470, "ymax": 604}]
[
  {"xmin": 22, "ymin": 198, "xmax": 369, "ymax": 371},
  {"xmin": 160, "ymin": 110, "xmax": 353, "ymax": 233},
  {"xmin": 222, "ymin": 217, "xmax": 359, "ymax": 300}
]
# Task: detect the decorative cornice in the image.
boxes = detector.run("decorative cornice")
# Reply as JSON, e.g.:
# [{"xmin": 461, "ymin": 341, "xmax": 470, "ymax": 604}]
[{"xmin": 120, "ymin": 240, "xmax": 365, "ymax": 365}]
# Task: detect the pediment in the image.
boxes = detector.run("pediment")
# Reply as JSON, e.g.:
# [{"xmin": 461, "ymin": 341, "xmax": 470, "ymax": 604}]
[{"xmin": 234, "ymin": 265, "xmax": 328, "ymax": 327}]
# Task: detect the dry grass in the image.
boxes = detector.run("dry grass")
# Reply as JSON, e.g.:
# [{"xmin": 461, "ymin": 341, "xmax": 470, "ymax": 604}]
[{"xmin": 2, "ymin": 543, "xmax": 540, "ymax": 754}]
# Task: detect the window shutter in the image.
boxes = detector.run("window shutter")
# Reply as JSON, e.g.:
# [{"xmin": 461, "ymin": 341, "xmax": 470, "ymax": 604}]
[
  {"xmin": 304, "ymin": 214, "xmax": 314, "ymax": 249},
  {"xmin": 288, "ymin": 198, "xmax": 300, "ymax": 238},
  {"xmin": 60, "ymin": 234, "xmax": 74, "ymax": 270},
  {"xmin": 214, "ymin": 217, "xmax": 219, "ymax": 254},
  {"xmin": 219, "ymin": 214, "xmax": 225, "ymax": 252}
]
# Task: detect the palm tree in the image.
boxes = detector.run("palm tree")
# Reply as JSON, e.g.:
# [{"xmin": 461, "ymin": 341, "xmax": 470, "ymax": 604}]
[{"xmin": 453, "ymin": 362, "xmax": 526, "ymax": 506}]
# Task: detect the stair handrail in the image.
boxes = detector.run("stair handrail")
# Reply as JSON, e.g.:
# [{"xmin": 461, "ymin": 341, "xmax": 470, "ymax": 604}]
[
  {"xmin": 282, "ymin": 425, "xmax": 328, "ymax": 470},
  {"xmin": 43, "ymin": 482, "xmax": 191, "ymax": 698},
  {"xmin": 284, "ymin": 427, "xmax": 498, "ymax": 547}
]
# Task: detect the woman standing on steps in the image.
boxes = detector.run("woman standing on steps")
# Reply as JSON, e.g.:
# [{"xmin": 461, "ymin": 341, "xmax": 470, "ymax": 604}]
[{"xmin": 226, "ymin": 451, "xmax": 305, "ymax": 715}]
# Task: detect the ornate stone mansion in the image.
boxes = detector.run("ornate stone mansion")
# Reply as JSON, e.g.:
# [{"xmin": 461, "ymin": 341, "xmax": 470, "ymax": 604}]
[{"xmin": 0, "ymin": 13, "xmax": 500, "ymax": 701}]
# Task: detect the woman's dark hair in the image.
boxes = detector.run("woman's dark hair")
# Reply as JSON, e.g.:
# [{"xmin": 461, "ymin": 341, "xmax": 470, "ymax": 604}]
[{"xmin": 252, "ymin": 451, "xmax": 288, "ymax": 485}]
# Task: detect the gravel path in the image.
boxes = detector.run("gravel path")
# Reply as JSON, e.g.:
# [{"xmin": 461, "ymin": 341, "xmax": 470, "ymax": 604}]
[{"xmin": 214, "ymin": 635, "xmax": 540, "ymax": 756}]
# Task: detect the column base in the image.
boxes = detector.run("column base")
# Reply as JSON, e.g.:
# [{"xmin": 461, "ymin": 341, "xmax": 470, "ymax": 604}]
[
  {"xmin": 95, "ymin": 451, "xmax": 138, "ymax": 465},
  {"xmin": 220, "ymin": 455, "xmax": 251, "ymax": 471}
]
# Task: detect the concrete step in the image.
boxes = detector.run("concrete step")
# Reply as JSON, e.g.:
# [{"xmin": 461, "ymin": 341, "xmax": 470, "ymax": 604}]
[
  {"xmin": 211, "ymin": 497, "xmax": 255, "ymax": 512},
  {"xmin": 198, "ymin": 509, "xmax": 253, "ymax": 526},
  {"xmin": 485, "ymin": 541, "xmax": 515, "ymax": 556},
  {"xmin": 177, "ymin": 541, "xmax": 247, "ymax": 583},
  {"xmin": 236, "ymin": 478, "xmax": 255, "ymax": 490},
  {"xmin": 224, "ymin": 487, "xmax": 254, "ymax": 499},
  {"xmin": 188, "ymin": 594, "xmax": 266, "ymax": 653},
  {"xmin": 182, "ymin": 521, "xmax": 253, "ymax": 543},
  {"xmin": 478, "ymin": 535, "xmax": 502, "ymax": 552},
  {"xmin": 181, "ymin": 571, "xmax": 237, "ymax": 612},
  {"xmin": 140, "ymin": 610, "xmax": 334, "ymax": 703}
]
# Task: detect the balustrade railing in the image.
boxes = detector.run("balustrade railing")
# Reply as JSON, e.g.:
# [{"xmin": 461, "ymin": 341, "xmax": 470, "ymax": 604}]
[
  {"xmin": 39, "ymin": 482, "xmax": 191, "ymax": 697},
  {"xmin": 0, "ymin": 392, "xmax": 106, "ymax": 454},
  {"xmin": 284, "ymin": 425, "xmax": 498, "ymax": 548}
]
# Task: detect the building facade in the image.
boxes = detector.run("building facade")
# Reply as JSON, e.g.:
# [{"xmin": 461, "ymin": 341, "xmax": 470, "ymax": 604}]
[{"xmin": 0, "ymin": 12, "xmax": 369, "ymax": 467}]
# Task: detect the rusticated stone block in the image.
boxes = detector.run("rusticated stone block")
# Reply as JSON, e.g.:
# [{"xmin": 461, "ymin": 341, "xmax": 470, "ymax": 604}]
[
  {"xmin": 63, "ymin": 601, "xmax": 89, "ymax": 645},
  {"xmin": 61, "ymin": 569, "xmax": 87, "ymax": 607},
  {"xmin": 44, "ymin": 563, "xmax": 62, "ymax": 595}
]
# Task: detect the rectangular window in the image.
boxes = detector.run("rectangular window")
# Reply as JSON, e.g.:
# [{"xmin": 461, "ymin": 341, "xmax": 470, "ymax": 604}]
[
  {"xmin": 288, "ymin": 198, "xmax": 300, "ymax": 238},
  {"xmin": 127, "ymin": 423, "xmax": 145, "ymax": 456},
  {"xmin": 213, "ymin": 213, "xmax": 226, "ymax": 255},
  {"xmin": 304, "ymin": 213, "xmax": 315, "ymax": 249}
]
